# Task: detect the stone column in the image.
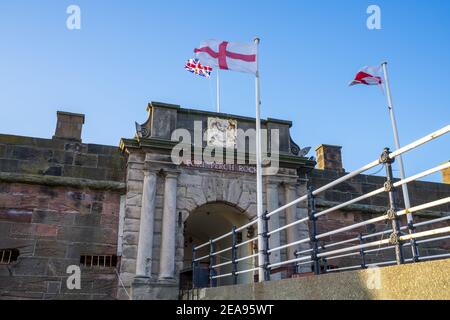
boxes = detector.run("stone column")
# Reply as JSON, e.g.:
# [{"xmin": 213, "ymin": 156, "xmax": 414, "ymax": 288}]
[
  {"xmin": 159, "ymin": 171, "xmax": 179, "ymax": 280},
  {"xmin": 284, "ymin": 183, "xmax": 299, "ymax": 260},
  {"xmin": 135, "ymin": 170, "xmax": 158, "ymax": 278},
  {"xmin": 265, "ymin": 180, "xmax": 281, "ymax": 280}
]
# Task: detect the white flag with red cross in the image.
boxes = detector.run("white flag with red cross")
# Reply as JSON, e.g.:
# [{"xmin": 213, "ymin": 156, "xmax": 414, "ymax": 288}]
[
  {"xmin": 349, "ymin": 66, "xmax": 383, "ymax": 86},
  {"xmin": 194, "ymin": 40, "xmax": 257, "ymax": 75}
]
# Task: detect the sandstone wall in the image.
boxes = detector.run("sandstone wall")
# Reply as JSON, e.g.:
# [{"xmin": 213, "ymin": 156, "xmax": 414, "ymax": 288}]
[{"xmin": 0, "ymin": 133, "xmax": 126, "ymax": 300}]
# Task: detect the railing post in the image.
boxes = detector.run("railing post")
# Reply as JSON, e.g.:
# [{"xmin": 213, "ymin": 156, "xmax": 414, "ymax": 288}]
[
  {"xmin": 209, "ymin": 239, "xmax": 217, "ymax": 287},
  {"xmin": 294, "ymin": 250, "xmax": 300, "ymax": 274},
  {"xmin": 408, "ymin": 221, "xmax": 420, "ymax": 262},
  {"xmin": 359, "ymin": 233, "xmax": 367, "ymax": 269},
  {"xmin": 262, "ymin": 210, "xmax": 271, "ymax": 281},
  {"xmin": 321, "ymin": 244, "xmax": 328, "ymax": 273},
  {"xmin": 192, "ymin": 246, "xmax": 197, "ymax": 289},
  {"xmin": 307, "ymin": 187, "xmax": 320, "ymax": 275},
  {"xmin": 381, "ymin": 148, "xmax": 404, "ymax": 265},
  {"xmin": 231, "ymin": 226, "xmax": 238, "ymax": 285}
]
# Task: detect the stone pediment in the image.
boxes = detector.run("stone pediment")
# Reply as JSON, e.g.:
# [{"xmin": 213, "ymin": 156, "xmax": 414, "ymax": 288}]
[{"xmin": 131, "ymin": 101, "xmax": 311, "ymax": 159}]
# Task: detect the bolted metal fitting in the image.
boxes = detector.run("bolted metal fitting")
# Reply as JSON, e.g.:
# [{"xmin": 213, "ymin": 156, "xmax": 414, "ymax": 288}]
[
  {"xmin": 386, "ymin": 208, "xmax": 397, "ymax": 220},
  {"xmin": 384, "ymin": 180, "xmax": 394, "ymax": 192},
  {"xmin": 379, "ymin": 148, "xmax": 394, "ymax": 164},
  {"xmin": 389, "ymin": 232, "xmax": 400, "ymax": 245}
]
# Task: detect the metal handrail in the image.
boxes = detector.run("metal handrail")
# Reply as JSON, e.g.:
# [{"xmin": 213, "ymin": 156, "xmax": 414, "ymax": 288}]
[
  {"xmin": 315, "ymin": 162, "xmax": 449, "ymax": 219},
  {"xmin": 202, "ymin": 199, "xmax": 450, "ymax": 279},
  {"xmin": 191, "ymin": 125, "xmax": 450, "ymax": 287}
]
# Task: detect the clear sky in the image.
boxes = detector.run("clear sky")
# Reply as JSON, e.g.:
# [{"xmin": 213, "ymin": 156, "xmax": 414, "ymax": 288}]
[{"xmin": 0, "ymin": 0, "xmax": 449, "ymax": 182}]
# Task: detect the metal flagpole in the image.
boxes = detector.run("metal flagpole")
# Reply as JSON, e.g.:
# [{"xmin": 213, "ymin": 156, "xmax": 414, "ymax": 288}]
[
  {"xmin": 216, "ymin": 69, "xmax": 221, "ymax": 113},
  {"xmin": 381, "ymin": 61, "xmax": 418, "ymax": 259},
  {"xmin": 254, "ymin": 37, "xmax": 265, "ymax": 282}
]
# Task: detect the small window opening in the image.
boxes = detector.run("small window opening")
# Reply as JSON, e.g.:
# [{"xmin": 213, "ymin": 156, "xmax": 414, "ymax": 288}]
[
  {"xmin": 0, "ymin": 249, "xmax": 20, "ymax": 264},
  {"xmin": 80, "ymin": 255, "xmax": 118, "ymax": 268}
]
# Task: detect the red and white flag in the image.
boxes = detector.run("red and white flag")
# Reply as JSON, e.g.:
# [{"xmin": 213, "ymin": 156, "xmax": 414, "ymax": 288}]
[
  {"xmin": 194, "ymin": 40, "xmax": 257, "ymax": 75},
  {"xmin": 349, "ymin": 66, "xmax": 383, "ymax": 86}
]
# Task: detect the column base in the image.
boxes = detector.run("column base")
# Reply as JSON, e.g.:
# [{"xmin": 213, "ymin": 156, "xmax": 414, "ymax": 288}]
[{"xmin": 131, "ymin": 276, "xmax": 179, "ymax": 300}]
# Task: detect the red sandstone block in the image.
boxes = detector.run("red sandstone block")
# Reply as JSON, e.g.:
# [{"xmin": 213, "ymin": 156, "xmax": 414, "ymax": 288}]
[
  {"xmin": 0, "ymin": 209, "xmax": 32, "ymax": 223},
  {"xmin": 100, "ymin": 215, "xmax": 119, "ymax": 229},
  {"xmin": 10, "ymin": 223, "xmax": 35, "ymax": 236},
  {"xmin": 35, "ymin": 224, "xmax": 58, "ymax": 237},
  {"xmin": 102, "ymin": 228, "xmax": 119, "ymax": 245},
  {"xmin": 102, "ymin": 202, "xmax": 120, "ymax": 216}
]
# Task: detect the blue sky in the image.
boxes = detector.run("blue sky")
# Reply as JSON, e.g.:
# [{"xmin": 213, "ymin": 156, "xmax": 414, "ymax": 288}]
[{"xmin": 0, "ymin": 0, "xmax": 449, "ymax": 182}]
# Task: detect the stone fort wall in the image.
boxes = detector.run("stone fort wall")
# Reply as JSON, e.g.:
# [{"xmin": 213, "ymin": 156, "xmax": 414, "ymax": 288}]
[
  {"xmin": 0, "ymin": 112, "xmax": 126, "ymax": 300},
  {"xmin": 0, "ymin": 109, "xmax": 448, "ymax": 299}
]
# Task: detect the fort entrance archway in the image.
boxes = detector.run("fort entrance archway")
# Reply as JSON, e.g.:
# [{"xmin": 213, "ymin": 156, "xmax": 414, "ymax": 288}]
[
  {"xmin": 182, "ymin": 202, "xmax": 254, "ymax": 288},
  {"xmin": 118, "ymin": 102, "xmax": 314, "ymax": 299}
]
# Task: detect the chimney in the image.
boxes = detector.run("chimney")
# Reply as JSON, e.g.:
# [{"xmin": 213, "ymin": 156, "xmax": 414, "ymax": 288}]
[
  {"xmin": 53, "ymin": 111, "xmax": 85, "ymax": 142},
  {"xmin": 442, "ymin": 161, "xmax": 450, "ymax": 184},
  {"xmin": 315, "ymin": 144, "xmax": 344, "ymax": 172}
]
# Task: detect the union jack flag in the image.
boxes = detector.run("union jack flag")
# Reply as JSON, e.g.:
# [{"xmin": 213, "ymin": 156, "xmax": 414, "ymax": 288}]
[{"xmin": 184, "ymin": 58, "xmax": 213, "ymax": 78}]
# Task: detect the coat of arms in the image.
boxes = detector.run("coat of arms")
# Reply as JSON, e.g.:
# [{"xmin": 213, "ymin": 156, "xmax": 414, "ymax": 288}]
[{"xmin": 206, "ymin": 117, "xmax": 237, "ymax": 148}]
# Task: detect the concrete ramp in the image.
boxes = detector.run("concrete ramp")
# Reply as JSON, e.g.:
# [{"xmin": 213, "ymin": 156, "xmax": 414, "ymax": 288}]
[{"xmin": 194, "ymin": 259, "xmax": 450, "ymax": 300}]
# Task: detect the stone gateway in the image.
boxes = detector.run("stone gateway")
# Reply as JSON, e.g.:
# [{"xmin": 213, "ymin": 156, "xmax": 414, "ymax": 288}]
[{"xmin": 118, "ymin": 102, "xmax": 314, "ymax": 299}]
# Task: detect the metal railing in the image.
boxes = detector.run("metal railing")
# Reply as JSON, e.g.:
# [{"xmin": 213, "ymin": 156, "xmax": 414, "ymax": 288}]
[{"xmin": 192, "ymin": 125, "xmax": 450, "ymax": 288}]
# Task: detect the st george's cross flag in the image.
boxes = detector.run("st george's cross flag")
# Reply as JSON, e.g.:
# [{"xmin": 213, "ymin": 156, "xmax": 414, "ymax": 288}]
[
  {"xmin": 184, "ymin": 58, "xmax": 213, "ymax": 77},
  {"xmin": 194, "ymin": 40, "xmax": 257, "ymax": 75},
  {"xmin": 349, "ymin": 66, "xmax": 383, "ymax": 86}
]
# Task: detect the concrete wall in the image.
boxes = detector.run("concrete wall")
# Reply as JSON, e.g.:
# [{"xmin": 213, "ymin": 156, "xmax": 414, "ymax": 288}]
[{"xmin": 195, "ymin": 258, "xmax": 450, "ymax": 300}]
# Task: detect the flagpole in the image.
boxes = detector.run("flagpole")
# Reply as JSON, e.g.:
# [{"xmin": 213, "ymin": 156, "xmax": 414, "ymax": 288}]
[
  {"xmin": 254, "ymin": 37, "xmax": 266, "ymax": 282},
  {"xmin": 381, "ymin": 61, "xmax": 418, "ymax": 260},
  {"xmin": 216, "ymin": 69, "xmax": 221, "ymax": 113}
]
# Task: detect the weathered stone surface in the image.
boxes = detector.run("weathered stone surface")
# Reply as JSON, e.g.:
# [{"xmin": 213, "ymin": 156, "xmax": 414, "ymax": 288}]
[
  {"xmin": 0, "ymin": 144, "xmax": 6, "ymax": 158},
  {"xmin": 198, "ymin": 259, "xmax": 450, "ymax": 300},
  {"xmin": 132, "ymin": 278, "xmax": 178, "ymax": 300},
  {"xmin": 125, "ymin": 192, "xmax": 142, "ymax": 207},
  {"xmin": 226, "ymin": 179, "xmax": 242, "ymax": 204},
  {"xmin": 125, "ymin": 206, "xmax": 141, "ymax": 219},
  {"xmin": 122, "ymin": 245, "xmax": 138, "ymax": 258},
  {"xmin": 238, "ymin": 190, "xmax": 256, "ymax": 211},
  {"xmin": 123, "ymin": 218, "xmax": 140, "ymax": 232},
  {"xmin": 122, "ymin": 231, "xmax": 139, "ymax": 246},
  {"xmin": 120, "ymin": 258, "xmax": 137, "ymax": 273},
  {"xmin": 74, "ymin": 214, "xmax": 102, "ymax": 227},
  {"xmin": 13, "ymin": 257, "xmax": 48, "ymax": 276},
  {"xmin": 46, "ymin": 281, "xmax": 62, "ymax": 294},
  {"xmin": 0, "ymin": 172, "xmax": 125, "ymax": 191},
  {"xmin": 127, "ymin": 180, "xmax": 143, "ymax": 193},
  {"xmin": 0, "ymin": 159, "xmax": 18, "ymax": 173},
  {"xmin": 34, "ymin": 240, "xmax": 67, "ymax": 258},
  {"xmin": 127, "ymin": 169, "xmax": 144, "ymax": 182},
  {"xmin": 74, "ymin": 153, "xmax": 98, "ymax": 167},
  {"xmin": 0, "ymin": 209, "xmax": 32, "ymax": 223},
  {"xmin": 185, "ymin": 185, "xmax": 206, "ymax": 207},
  {"xmin": 57, "ymin": 225, "xmax": 117, "ymax": 244}
]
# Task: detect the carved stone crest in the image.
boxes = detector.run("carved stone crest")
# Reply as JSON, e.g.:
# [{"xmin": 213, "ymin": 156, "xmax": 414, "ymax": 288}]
[{"xmin": 206, "ymin": 117, "xmax": 237, "ymax": 148}]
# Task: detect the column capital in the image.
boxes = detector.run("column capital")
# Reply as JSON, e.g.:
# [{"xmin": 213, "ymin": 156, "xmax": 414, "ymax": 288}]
[
  {"xmin": 264, "ymin": 176, "xmax": 283, "ymax": 188},
  {"xmin": 143, "ymin": 168, "xmax": 160, "ymax": 177},
  {"xmin": 283, "ymin": 181, "xmax": 297, "ymax": 191},
  {"xmin": 162, "ymin": 170, "xmax": 180, "ymax": 179}
]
